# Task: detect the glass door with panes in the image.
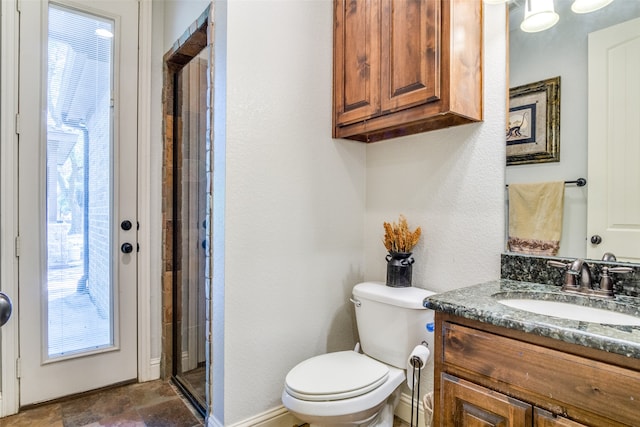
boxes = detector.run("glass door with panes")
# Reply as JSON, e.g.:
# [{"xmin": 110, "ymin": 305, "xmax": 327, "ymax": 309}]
[{"xmin": 18, "ymin": 0, "xmax": 138, "ymax": 405}]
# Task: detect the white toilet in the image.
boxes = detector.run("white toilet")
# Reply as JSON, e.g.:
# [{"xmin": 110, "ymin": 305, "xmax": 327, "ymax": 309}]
[{"xmin": 282, "ymin": 281, "xmax": 436, "ymax": 427}]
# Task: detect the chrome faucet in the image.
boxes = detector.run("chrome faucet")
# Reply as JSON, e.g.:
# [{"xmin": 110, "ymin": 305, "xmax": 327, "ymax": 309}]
[
  {"xmin": 547, "ymin": 259, "xmax": 587, "ymax": 292},
  {"xmin": 548, "ymin": 258, "xmax": 633, "ymax": 299},
  {"xmin": 567, "ymin": 258, "xmax": 593, "ymax": 291}
]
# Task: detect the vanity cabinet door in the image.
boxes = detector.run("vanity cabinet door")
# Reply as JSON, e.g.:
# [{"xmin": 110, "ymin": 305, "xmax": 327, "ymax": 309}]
[
  {"xmin": 534, "ymin": 408, "xmax": 588, "ymax": 427},
  {"xmin": 441, "ymin": 373, "xmax": 532, "ymax": 427}
]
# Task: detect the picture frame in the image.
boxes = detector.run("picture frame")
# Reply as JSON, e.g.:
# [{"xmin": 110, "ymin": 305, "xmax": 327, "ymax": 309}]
[{"xmin": 506, "ymin": 76, "xmax": 560, "ymax": 166}]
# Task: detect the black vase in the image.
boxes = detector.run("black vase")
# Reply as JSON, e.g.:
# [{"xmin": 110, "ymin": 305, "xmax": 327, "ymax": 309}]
[{"xmin": 385, "ymin": 251, "xmax": 414, "ymax": 287}]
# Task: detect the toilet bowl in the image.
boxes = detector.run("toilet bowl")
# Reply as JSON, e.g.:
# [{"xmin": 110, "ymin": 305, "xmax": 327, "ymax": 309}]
[
  {"xmin": 282, "ymin": 351, "xmax": 404, "ymax": 426},
  {"xmin": 282, "ymin": 282, "xmax": 435, "ymax": 427}
]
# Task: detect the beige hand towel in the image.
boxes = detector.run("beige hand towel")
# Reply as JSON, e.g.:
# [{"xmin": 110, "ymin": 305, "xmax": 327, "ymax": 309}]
[{"xmin": 508, "ymin": 181, "xmax": 565, "ymax": 256}]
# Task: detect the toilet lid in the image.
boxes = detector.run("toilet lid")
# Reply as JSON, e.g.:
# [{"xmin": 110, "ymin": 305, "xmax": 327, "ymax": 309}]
[{"xmin": 285, "ymin": 351, "xmax": 389, "ymax": 401}]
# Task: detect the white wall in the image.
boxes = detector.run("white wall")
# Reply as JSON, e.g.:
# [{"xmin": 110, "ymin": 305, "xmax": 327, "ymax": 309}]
[
  {"xmin": 507, "ymin": 1, "xmax": 640, "ymax": 258},
  {"xmin": 160, "ymin": 0, "xmax": 366, "ymax": 424},
  {"xmin": 223, "ymin": 1, "xmax": 366, "ymax": 422},
  {"xmin": 158, "ymin": 1, "xmax": 506, "ymax": 425},
  {"xmin": 364, "ymin": 3, "xmax": 507, "ymax": 395},
  {"xmin": 365, "ymin": 5, "xmax": 506, "ymax": 293}
]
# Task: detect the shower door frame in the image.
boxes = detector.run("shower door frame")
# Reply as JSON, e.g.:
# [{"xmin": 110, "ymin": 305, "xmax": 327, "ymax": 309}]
[{"xmin": 161, "ymin": 5, "xmax": 213, "ymax": 418}]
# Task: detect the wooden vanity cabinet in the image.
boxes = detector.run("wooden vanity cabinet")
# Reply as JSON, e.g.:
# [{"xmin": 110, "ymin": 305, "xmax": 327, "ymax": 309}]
[
  {"xmin": 534, "ymin": 408, "xmax": 588, "ymax": 427},
  {"xmin": 441, "ymin": 374, "xmax": 533, "ymax": 426},
  {"xmin": 441, "ymin": 375, "xmax": 587, "ymax": 427},
  {"xmin": 434, "ymin": 312, "xmax": 640, "ymax": 427},
  {"xmin": 332, "ymin": 0, "xmax": 483, "ymax": 142}
]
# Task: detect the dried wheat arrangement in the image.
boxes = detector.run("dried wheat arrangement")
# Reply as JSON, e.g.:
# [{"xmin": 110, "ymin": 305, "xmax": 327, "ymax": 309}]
[{"xmin": 383, "ymin": 214, "xmax": 422, "ymax": 253}]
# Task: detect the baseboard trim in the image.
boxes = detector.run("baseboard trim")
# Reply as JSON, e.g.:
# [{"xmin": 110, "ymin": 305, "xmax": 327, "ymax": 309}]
[
  {"xmin": 223, "ymin": 405, "xmax": 303, "ymax": 427},
  {"xmin": 221, "ymin": 394, "xmax": 426, "ymax": 427},
  {"xmin": 395, "ymin": 392, "xmax": 427, "ymax": 426},
  {"xmin": 148, "ymin": 357, "xmax": 161, "ymax": 380},
  {"xmin": 207, "ymin": 416, "xmax": 224, "ymax": 427}
]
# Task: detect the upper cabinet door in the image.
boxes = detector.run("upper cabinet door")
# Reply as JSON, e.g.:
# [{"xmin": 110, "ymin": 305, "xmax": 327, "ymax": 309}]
[
  {"xmin": 333, "ymin": 0, "xmax": 381, "ymax": 127},
  {"xmin": 380, "ymin": 0, "xmax": 440, "ymax": 113},
  {"xmin": 333, "ymin": 0, "xmax": 483, "ymax": 142}
]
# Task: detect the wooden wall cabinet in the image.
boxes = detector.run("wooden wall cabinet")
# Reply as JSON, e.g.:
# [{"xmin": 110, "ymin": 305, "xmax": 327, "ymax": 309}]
[
  {"xmin": 333, "ymin": 0, "xmax": 483, "ymax": 143},
  {"xmin": 434, "ymin": 312, "xmax": 640, "ymax": 427}
]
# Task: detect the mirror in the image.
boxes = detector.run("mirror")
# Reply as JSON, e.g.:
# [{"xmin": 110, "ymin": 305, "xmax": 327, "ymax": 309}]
[{"xmin": 506, "ymin": 0, "xmax": 640, "ymax": 261}]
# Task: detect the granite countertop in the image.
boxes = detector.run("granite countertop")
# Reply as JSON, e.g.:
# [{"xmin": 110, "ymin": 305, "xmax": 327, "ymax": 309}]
[{"xmin": 423, "ymin": 279, "xmax": 640, "ymax": 359}]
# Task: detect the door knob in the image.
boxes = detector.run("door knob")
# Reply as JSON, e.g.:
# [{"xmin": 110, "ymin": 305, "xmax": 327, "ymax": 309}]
[
  {"xmin": 121, "ymin": 242, "xmax": 134, "ymax": 254},
  {"xmin": 0, "ymin": 292, "xmax": 12, "ymax": 327},
  {"xmin": 590, "ymin": 235, "xmax": 602, "ymax": 245}
]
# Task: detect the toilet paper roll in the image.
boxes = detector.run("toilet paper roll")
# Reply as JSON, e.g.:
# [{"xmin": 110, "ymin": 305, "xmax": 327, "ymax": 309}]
[{"xmin": 406, "ymin": 344, "xmax": 430, "ymax": 390}]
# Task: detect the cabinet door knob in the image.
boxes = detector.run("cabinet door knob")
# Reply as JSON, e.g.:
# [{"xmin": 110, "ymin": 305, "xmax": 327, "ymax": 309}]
[
  {"xmin": 591, "ymin": 235, "xmax": 602, "ymax": 245},
  {"xmin": 121, "ymin": 242, "xmax": 134, "ymax": 254}
]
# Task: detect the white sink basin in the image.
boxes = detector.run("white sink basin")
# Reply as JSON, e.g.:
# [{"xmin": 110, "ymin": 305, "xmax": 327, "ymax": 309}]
[{"xmin": 497, "ymin": 299, "xmax": 640, "ymax": 326}]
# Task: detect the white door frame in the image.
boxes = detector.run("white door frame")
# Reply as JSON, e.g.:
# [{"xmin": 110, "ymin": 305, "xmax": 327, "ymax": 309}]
[
  {"xmin": 0, "ymin": 0, "xmax": 21, "ymax": 415},
  {"xmin": 0, "ymin": 0, "xmax": 155, "ymax": 416},
  {"xmin": 136, "ymin": 0, "xmax": 156, "ymax": 384}
]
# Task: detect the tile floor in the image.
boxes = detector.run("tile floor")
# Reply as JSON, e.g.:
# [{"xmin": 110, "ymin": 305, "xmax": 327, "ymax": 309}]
[
  {"xmin": 0, "ymin": 380, "xmax": 204, "ymax": 427},
  {"xmin": 1, "ymin": 379, "xmax": 414, "ymax": 427}
]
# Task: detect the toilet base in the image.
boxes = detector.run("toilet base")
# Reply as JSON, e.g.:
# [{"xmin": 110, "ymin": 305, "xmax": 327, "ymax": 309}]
[
  {"xmin": 367, "ymin": 387, "xmax": 401, "ymax": 427},
  {"xmin": 304, "ymin": 387, "xmax": 401, "ymax": 427}
]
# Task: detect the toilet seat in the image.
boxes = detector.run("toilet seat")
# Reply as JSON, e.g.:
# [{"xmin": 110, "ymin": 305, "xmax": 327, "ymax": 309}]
[{"xmin": 285, "ymin": 351, "xmax": 389, "ymax": 401}]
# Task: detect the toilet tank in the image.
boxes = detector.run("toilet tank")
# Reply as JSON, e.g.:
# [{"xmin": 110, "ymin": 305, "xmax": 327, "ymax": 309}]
[{"xmin": 352, "ymin": 281, "xmax": 435, "ymax": 369}]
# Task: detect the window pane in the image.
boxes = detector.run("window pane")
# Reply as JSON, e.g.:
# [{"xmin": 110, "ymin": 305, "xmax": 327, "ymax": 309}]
[{"xmin": 46, "ymin": 5, "xmax": 114, "ymax": 358}]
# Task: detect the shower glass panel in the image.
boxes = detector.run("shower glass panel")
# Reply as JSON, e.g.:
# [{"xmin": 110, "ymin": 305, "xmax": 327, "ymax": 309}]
[{"xmin": 173, "ymin": 48, "xmax": 208, "ymax": 411}]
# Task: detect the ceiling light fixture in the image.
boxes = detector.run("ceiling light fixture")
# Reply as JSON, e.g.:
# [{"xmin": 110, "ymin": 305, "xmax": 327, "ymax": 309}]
[
  {"xmin": 520, "ymin": 0, "xmax": 560, "ymax": 33},
  {"xmin": 571, "ymin": 0, "xmax": 614, "ymax": 13},
  {"xmin": 95, "ymin": 28, "xmax": 113, "ymax": 38}
]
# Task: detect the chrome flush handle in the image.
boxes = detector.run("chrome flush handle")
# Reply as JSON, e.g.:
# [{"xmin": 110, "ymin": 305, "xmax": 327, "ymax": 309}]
[{"xmin": 349, "ymin": 297, "xmax": 361, "ymax": 307}]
